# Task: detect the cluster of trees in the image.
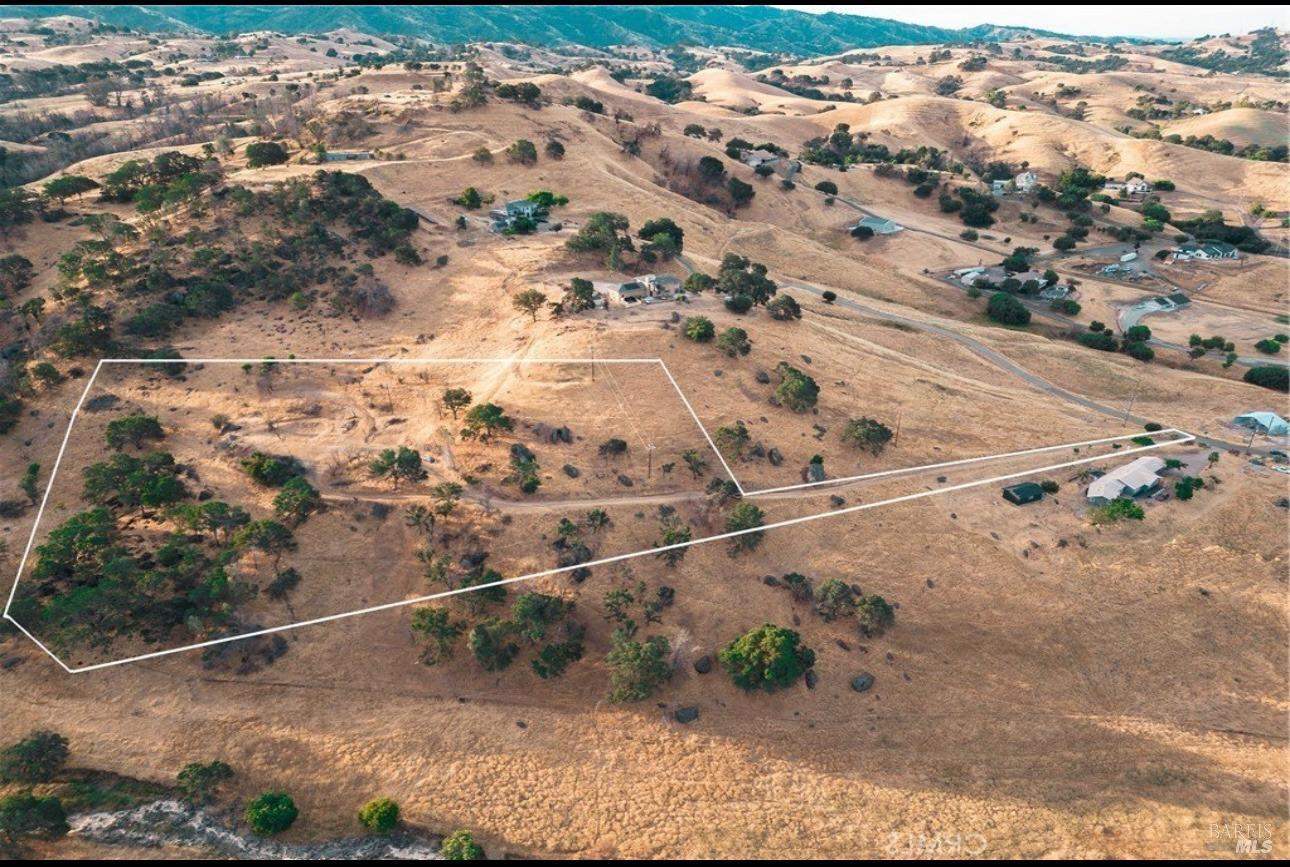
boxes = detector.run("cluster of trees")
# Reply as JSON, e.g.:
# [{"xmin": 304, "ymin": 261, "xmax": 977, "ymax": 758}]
[
  {"xmin": 412, "ymin": 588, "xmax": 586, "ymax": 680},
  {"xmin": 494, "ymin": 81, "xmax": 542, "ymax": 107},
  {"xmin": 1244, "ymin": 365, "xmax": 1289, "ymax": 392},
  {"xmin": 9, "ymin": 419, "xmax": 301, "ymax": 658},
  {"xmin": 1175, "ymin": 212, "xmax": 1270, "ymax": 254},
  {"xmin": 1076, "ymin": 321, "xmax": 1154, "ymax": 362},
  {"xmin": 565, "ymin": 211, "xmax": 634, "ymax": 270},
  {"xmin": 98, "ymin": 150, "xmax": 220, "ymax": 211},
  {"xmin": 121, "ymin": 171, "xmax": 414, "ymax": 337},
  {"xmin": 0, "ymin": 57, "xmax": 159, "ymax": 104},
  {"xmin": 942, "ymin": 185, "xmax": 998, "ymax": 229},
  {"xmin": 677, "ymin": 253, "xmax": 779, "ymax": 315},
  {"xmin": 682, "ymin": 124, "xmax": 723, "ymax": 141},
  {"xmin": 771, "ymin": 572, "xmax": 897, "ymax": 638},
  {"xmin": 692, "ymin": 154, "xmax": 756, "ymax": 213},
  {"xmin": 1, "ymin": 169, "xmax": 423, "ymax": 439},
  {"xmin": 0, "ymin": 730, "xmax": 71, "ymax": 849},
  {"xmin": 245, "ymin": 140, "xmax": 290, "ymax": 168},
  {"xmin": 603, "ymin": 579, "xmax": 678, "ymax": 703},
  {"xmin": 562, "ymin": 211, "xmax": 682, "ymax": 272},
  {"xmin": 644, "ymin": 75, "xmax": 693, "ymax": 103},
  {"xmin": 985, "ymin": 291, "xmax": 1030, "ymax": 326},
  {"xmin": 800, "ymin": 123, "xmax": 951, "ymax": 171},
  {"xmin": 1160, "ymin": 28, "xmax": 1286, "ymax": 77}
]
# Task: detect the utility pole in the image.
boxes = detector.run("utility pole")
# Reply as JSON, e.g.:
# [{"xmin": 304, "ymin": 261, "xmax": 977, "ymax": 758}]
[
  {"xmin": 892, "ymin": 411, "xmax": 903, "ymax": 449},
  {"xmin": 647, "ymin": 443, "xmax": 656, "ymax": 479},
  {"xmin": 1124, "ymin": 382, "xmax": 1139, "ymax": 422}
]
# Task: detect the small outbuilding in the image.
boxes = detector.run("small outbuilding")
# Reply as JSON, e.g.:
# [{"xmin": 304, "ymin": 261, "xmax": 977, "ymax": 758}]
[
  {"xmin": 853, "ymin": 215, "xmax": 903, "ymax": 235},
  {"xmin": 323, "ymin": 150, "xmax": 373, "ymax": 161},
  {"xmin": 1002, "ymin": 482, "xmax": 1044, "ymax": 505}
]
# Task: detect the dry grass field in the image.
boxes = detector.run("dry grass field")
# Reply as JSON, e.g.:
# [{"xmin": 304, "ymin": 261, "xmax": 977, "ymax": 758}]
[{"xmin": 0, "ymin": 12, "xmax": 1286, "ymax": 860}]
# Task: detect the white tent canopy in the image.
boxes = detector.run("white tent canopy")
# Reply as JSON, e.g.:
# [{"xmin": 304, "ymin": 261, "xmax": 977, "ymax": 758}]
[{"xmin": 1234, "ymin": 411, "xmax": 1290, "ymax": 437}]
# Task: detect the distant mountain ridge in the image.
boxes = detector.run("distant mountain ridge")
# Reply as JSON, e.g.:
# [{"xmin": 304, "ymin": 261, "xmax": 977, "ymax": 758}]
[{"xmin": 1, "ymin": 5, "xmax": 1133, "ymax": 54}]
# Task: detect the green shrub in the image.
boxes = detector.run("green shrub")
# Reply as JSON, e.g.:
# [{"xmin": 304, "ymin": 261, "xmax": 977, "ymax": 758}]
[
  {"xmin": 176, "ymin": 760, "xmax": 234, "ymax": 804},
  {"xmin": 1079, "ymin": 331, "xmax": 1118, "ymax": 352},
  {"xmin": 0, "ymin": 793, "xmax": 69, "ymax": 842},
  {"xmin": 841, "ymin": 417, "xmax": 892, "ymax": 454},
  {"xmin": 715, "ymin": 327, "xmax": 751, "ymax": 357},
  {"xmin": 855, "ymin": 594, "xmax": 896, "ymax": 637},
  {"xmin": 358, "ymin": 797, "xmax": 400, "ymax": 833},
  {"xmin": 724, "ymin": 294, "xmax": 753, "ymax": 314},
  {"xmin": 242, "ymin": 452, "xmax": 306, "ymax": 487},
  {"xmin": 1090, "ymin": 497, "xmax": 1145, "ymax": 524},
  {"xmin": 244, "ymin": 792, "xmax": 298, "ymax": 836},
  {"xmin": 773, "ymin": 362, "xmax": 819, "ymax": 412},
  {"xmin": 986, "ymin": 292, "xmax": 1030, "ymax": 326},
  {"xmin": 245, "ymin": 141, "xmax": 289, "ymax": 168},
  {"xmin": 442, "ymin": 829, "xmax": 485, "ymax": 860},
  {"xmin": 719, "ymin": 624, "xmax": 815, "ymax": 692},
  {"xmin": 0, "ymin": 731, "xmax": 69, "ymax": 783},
  {"xmin": 683, "ymin": 316, "xmax": 715, "ymax": 342},
  {"xmin": 105, "ymin": 414, "xmax": 164, "ymax": 450}
]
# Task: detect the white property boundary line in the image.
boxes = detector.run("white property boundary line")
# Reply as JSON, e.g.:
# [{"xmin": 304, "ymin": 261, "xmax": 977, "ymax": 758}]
[{"xmin": 3, "ymin": 357, "xmax": 1194, "ymax": 673}]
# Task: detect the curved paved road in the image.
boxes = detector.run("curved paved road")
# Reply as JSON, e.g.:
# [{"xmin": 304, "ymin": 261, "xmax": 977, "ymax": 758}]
[{"xmin": 676, "ymin": 255, "xmax": 1270, "ymax": 455}]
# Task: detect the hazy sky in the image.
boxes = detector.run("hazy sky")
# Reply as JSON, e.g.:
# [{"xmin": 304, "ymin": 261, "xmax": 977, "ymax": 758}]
[{"xmin": 776, "ymin": 5, "xmax": 1289, "ymax": 40}]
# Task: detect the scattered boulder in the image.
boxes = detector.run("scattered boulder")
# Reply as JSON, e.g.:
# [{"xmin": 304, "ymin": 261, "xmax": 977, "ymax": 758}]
[
  {"xmin": 535, "ymin": 424, "xmax": 573, "ymax": 444},
  {"xmin": 562, "ymin": 464, "xmax": 580, "ymax": 478},
  {"xmin": 557, "ymin": 544, "xmax": 593, "ymax": 569},
  {"xmin": 767, "ymin": 448, "xmax": 784, "ymax": 466},
  {"xmin": 617, "ymin": 474, "xmax": 634, "ymax": 487},
  {"xmin": 459, "ymin": 551, "xmax": 488, "ymax": 571},
  {"xmin": 84, "ymin": 394, "xmax": 121, "ymax": 412},
  {"xmin": 829, "ymin": 495, "xmax": 845, "ymax": 508},
  {"xmin": 674, "ymin": 706, "xmax": 700, "ymax": 724},
  {"xmin": 510, "ymin": 442, "xmax": 536, "ymax": 464},
  {"xmin": 762, "ymin": 575, "xmax": 781, "ymax": 587},
  {"xmin": 804, "ymin": 669, "xmax": 818, "ymax": 690},
  {"xmin": 694, "ymin": 655, "xmax": 712, "ymax": 674},
  {"xmin": 755, "ymin": 369, "xmax": 771, "ymax": 384},
  {"xmin": 851, "ymin": 673, "xmax": 875, "ymax": 693}
]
